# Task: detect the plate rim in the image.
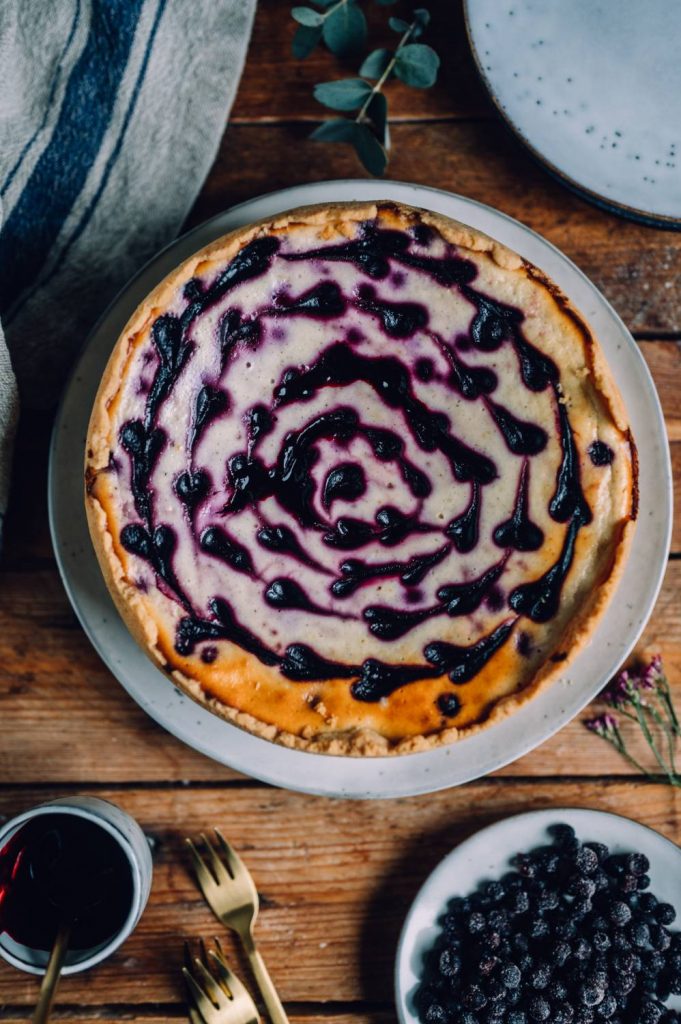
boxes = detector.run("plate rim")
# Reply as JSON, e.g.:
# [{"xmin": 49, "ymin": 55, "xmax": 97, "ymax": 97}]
[
  {"xmin": 394, "ymin": 806, "xmax": 681, "ymax": 1023},
  {"xmin": 48, "ymin": 178, "xmax": 672, "ymax": 798},
  {"xmin": 462, "ymin": 2, "xmax": 681, "ymax": 230}
]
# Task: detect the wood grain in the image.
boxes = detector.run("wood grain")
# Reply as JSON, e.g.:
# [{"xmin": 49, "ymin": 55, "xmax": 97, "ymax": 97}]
[
  {"xmin": 0, "ymin": 783, "xmax": 679, "ymax": 1007},
  {"xmin": 232, "ymin": 0, "xmax": 489, "ymax": 124}
]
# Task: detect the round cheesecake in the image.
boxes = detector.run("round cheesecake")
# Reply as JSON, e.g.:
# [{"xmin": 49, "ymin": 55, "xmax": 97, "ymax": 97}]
[{"xmin": 85, "ymin": 201, "xmax": 637, "ymax": 755}]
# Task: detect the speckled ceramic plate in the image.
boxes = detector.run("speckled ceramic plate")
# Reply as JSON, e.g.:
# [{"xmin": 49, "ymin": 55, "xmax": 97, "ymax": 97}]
[
  {"xmin": 48, "ymin": 180, "xmax": 671, "ymax": 798},
  {"xmin": 465, "ymin": 0, "xmax": 681, "ymax": 227},
  {"xmin": 396, "ymin": 808, "xmax": 681, "ymax": 1023}
]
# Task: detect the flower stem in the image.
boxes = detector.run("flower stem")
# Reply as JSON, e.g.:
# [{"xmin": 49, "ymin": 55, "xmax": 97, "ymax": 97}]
[{"xmin": 632, "ymin": 697, "xmax": 677, "ymax": 784}]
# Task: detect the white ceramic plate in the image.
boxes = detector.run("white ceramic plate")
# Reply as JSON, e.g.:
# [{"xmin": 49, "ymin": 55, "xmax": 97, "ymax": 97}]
[
  {"xmin": 48, "ymin": 180, "xmax": 672, "ymax": 799},
  {"xmin": 465, "ymin": 0, "xmax": 681, "ymax": 227},
  {"xmin": 396, "ymin": 808, "xmax": 681, "ymax": 1023}
]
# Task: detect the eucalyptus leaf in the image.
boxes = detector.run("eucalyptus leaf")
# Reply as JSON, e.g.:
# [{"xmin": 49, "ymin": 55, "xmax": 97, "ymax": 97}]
[
  {"xmin": 292, "ymin": 23, "xmax": 323, "ymax": 58},
  {"xmin": 314, "ymin": 77, "xmax": 373, "ymax": 111},
  {"xmin": 411, "ymin": 8, "xmax": 431, "ymax": 39},
  {"xmin": 394, "ymin": 43, "xmax": 440, "ymax": 88},
  {"xmin": 292, "ymin": 5, "xmax": 323, "ymax": 26},
  {"xmin": 359, "ymin": 48, "xmax": 392, "ymax": 80},
  {"xmin": 310, "ymin": 118, "xmax": 360, "ymax": 142},
  {"xmin": 366, "ymin": 91, "xmax": 389, "ymax": 148},
  {"xmin": 353, "ymin": 123, "xmax": 388, "ymax": 176},
  {"xmin": 388, "ymin": 16, "xmax": 410, "ymax": 33},
  {"xmin": 376, "ymin": 0, "xmax": 398, "ymax": 4},
  {"xmin": 311, "ymin": 0, "xmax": 338, "ymax": 6},
  {"xmin": 323, "ymin": 3, "xmax": 367, "ymax": 56}
]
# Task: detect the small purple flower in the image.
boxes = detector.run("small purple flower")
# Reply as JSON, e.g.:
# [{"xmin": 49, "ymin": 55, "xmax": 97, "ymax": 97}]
[
  {"xmin": 585, "ymin": 713, "xmax": 619, "ymax": 737},
  {"xmin": 643, "ymin": 653, "xmax": 665, "ymax": 691}
]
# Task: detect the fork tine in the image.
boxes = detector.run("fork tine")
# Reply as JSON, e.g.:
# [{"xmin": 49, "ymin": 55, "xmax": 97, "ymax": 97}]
[
  {"xmin": 188, "ymin": 1005, "xmax": 204, "ymax": 1024},
  {"xmin": 193, "ymin": 956, "xmax": 227, "ymax": 1007},
  {"xmin": 199, "ymin": 832, "xmax": 233, "ymax": 884},
  {"xmin": 183, "ymin": 966, "xmax": 217, "ymax": 1021},
  {"xmin": 213, "ymin": 828, "xmax": 244, "ymax": 880},
  {"xmin": 209, "ymin": 945, "xmax": 252, "ymax": 1003},
  {"xmin": 186, "ymin": 837, "xmax": 217, "ymax": 892}
]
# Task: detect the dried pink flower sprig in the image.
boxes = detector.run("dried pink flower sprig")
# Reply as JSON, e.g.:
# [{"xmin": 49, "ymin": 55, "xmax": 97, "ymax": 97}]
[{"xmin": 584, "ymin": 655, "xmax": 681, "ymax": 786}]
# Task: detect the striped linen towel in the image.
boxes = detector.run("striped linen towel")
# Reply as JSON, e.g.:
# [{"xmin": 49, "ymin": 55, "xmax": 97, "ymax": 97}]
[{"xmin": 0, "ymin": 0, "xmax": 256, "ymax": 541}]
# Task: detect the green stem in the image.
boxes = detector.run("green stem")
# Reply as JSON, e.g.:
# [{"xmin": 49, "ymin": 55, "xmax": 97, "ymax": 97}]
[
  {"xmin": 355, "ymin": 21, "xmax": 417, "ymax": 126},
  {"xmin": 647, "ymin": 703, "xmax": 679, "ymax": 776},
  {"xmin": 633, "ymin": 697, "xmax": 676, "ymax": 784},
  {"xmin": 606, "ymin": 729, "xmax": 659, "ymax": 781},
  {"xmin": 658, "ymin": 680, "xmax": 681, "ymax": 734}
]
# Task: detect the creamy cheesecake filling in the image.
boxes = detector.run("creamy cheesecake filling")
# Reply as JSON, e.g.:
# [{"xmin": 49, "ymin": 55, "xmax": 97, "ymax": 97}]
[{"xmin": 104, "ymin": 217, "xmax": 618, "ymax": 720}]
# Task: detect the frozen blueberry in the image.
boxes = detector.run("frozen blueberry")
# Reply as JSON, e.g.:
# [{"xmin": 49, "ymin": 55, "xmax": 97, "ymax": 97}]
[
  {"xmin": 609, "ymin": 901, "xmax": 632, "ymax": 926},
  {"xmin": 630, "ymin": 921, "xmax": 651, "ymax": 947},
  {"xmin": 573, "ymin": 938, "xmax": 592, "ymax": 961},
  {"xmin": 592, "ymin": 931, "xmax": 611, "ymax": 952},
  {"xmin": 507, "ymin": 1012, "xmax": 528, "ymax": 1024},
  {"xmin": 528, "ymin": 996, "xmax": 551, "ymax": 1021},
  {"xmin": 468, "ymin": 912, "xmax": 486, "ymax": 934},
  {"xmin": 439, "ymin": 948, "xmax": 462, "ymax": 977},
  {"xmin": 596, "ymin": 993, "xmax": 617, "ymax": 1018},
  {"xmin": 626, "ymin": 852, "xmax": 650, "ymax": 876},
  {"xmin": 501, "ymin": 963, "xmax": 521, "ymax": 988},
  {"xmin": 530, "ymin": 962, "xmax": 551, "ymax": 989},
  {"xmin": 580, "ymin": 983, "xmax": 605, "ymax": 1007},
  {"xmin": 655, "ymin": 903, "xmax": 676, "ymax": 925},
  {"xmin": 640, "ymin": 1003, "xmax": 664, "ymax": 1024}
]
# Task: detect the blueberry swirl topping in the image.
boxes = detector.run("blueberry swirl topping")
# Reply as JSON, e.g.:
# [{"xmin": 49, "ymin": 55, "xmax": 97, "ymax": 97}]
[{"xmin": 111, "ymin": 216, "xmax": 606, "ymax": 717}]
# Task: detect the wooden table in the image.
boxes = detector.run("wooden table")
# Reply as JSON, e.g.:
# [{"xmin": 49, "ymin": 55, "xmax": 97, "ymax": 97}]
[{"xmin": 1, "ymin": 2, "xmax": 680, "ymax": 1020}]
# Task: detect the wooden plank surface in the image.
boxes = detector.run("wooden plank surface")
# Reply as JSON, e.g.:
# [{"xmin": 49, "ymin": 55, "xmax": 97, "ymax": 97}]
[{"xmin": 0, "ymin": 782, "xmax": 679, "ymax": 1007}]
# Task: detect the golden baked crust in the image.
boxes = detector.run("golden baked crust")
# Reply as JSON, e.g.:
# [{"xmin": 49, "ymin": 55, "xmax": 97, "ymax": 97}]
[{"xmin": 85, "ymin": 200, "xmax": 636, "ymax": 756}]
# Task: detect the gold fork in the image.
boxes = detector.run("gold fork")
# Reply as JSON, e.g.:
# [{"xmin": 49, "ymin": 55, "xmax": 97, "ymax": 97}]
[
  {"xmin": 183, "ymin": 938, "xmax": 260, "ymax": 1024},
  {"xmin": 186, "ymin": 830, "xmax": 289, "ymax": 1024}
]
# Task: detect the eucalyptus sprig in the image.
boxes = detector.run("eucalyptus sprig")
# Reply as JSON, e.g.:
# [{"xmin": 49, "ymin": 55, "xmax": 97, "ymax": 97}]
[
  {"xmin": 585, "ymin": 655, "xmax": 681, "ymax": 786},
  {"xmin": 290, "ymin": 2, "xmax": 440, "ymax": 176}
]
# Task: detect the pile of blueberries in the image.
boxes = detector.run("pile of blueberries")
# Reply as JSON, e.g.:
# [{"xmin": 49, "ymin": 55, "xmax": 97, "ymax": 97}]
[{"xmin": 415, "ymin": 824, "xmax": 681, "ymax": 1024}]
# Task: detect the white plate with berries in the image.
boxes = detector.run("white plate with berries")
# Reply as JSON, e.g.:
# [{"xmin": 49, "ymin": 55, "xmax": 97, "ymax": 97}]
[{"xmin": 396, "ymin": 808, "xmax": 681, "ymax": 1024}]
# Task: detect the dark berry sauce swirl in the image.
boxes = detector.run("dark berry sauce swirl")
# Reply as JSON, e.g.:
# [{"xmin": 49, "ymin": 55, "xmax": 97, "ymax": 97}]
[{"xmin": 112, "ymin": 215, "xmax": 603, "ymax": 717}]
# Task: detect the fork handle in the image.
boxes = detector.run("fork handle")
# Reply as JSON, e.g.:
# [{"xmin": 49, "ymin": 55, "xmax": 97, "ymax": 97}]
[{"xmin": 242, "ymin": 932, "xmax": 289, "ymax": 1024}]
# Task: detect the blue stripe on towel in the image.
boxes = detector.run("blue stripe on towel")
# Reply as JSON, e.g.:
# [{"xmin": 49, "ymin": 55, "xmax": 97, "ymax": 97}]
[
  {"xmin": 25, "ymin": 0, "xmax": 168, "ymax": 304},
  {"xmin": 0, "ymin": 0, "xmax": 145, "ymax": 315},
  {"xmin": 1, "ymin": 0, "xmax": 83, "ymax": 198}
]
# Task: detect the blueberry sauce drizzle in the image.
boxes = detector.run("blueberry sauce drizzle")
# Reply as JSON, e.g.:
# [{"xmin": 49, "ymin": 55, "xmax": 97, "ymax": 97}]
[
  {"xmin": 114, "ymin": 220, "xmax": 597, "ymax": 704},
  {"xmin": 120, "ymin": 523, "xmax": 192, "ymax": 612},
  {"xmin": 190, "ymin": 386, "xmax": 228, "ymax": 452},
  {"xmin": 119, "ymin": 421, "xmax": 165, "ymax": 524},
  {"xmin": 446, "ymin": 483, "xmax": 480, "ymax": 554},
  {"xmin": 508, "ymin": 517, "xmax": 582, "ymax": 623},
  {"xmin": 256, "ymin": 523, "xmax": 321, "ymax": 569},
  {"xmin": 272, "ymin": 342, "xmax": 496, "ymax": 485},
  {"xmin": 200, "ymin": 526, "xmax": 253, "ymax": 574},
  {"xmin": 493, "ymin": 460, "xmax": 544, "ymax": 552},
  {"xmin": 265, "ymin": 578, "xmax": 335, "ymax": 616},
  {"xmin": 331, "ymin": 542, "xmax": 451, "ymax": 599},
  {"xmin": 550, "ymin": 389, "xmax": 593, "ymax": 525},
  {"xmin": 485, "ymin": 399, "xmax": 548, "ymax": 456},
  {"xmin": 588, "ymin": 439, "xmax": 614, "ymax": 466},
  {"xmin": 175, "ymin": 470, "xmax": 210, "ymax": 514},
  {"xmin": 322, "ymin": 463, "xmax": 366, "ymax": 510}
]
